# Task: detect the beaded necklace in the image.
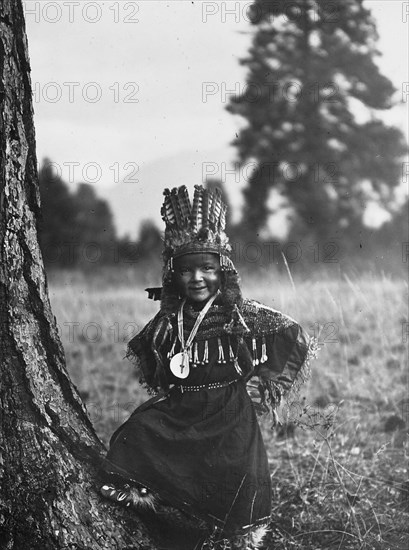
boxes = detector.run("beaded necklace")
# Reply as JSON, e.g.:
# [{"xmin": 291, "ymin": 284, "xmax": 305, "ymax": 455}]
[{"xmin": 169, "ymin": 293, "xmax": 218, "ymax": 379}]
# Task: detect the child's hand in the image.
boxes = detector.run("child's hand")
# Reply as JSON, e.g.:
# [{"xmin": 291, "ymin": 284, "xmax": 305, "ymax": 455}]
[
  {"xmin": 270, "ymin": 409, "xmax": 281, "ymax": 429},
  {"xmin": 246, "ymin": 377, "xmax": 269, "ymax": 416},
  {"xmin": 246, "ymin": 377, "xmax": 261, "ymax": 399}
]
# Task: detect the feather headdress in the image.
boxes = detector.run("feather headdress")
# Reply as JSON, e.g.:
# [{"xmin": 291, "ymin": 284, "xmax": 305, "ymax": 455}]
[{"xmin": 161, "ymin": 185, "xmax": 234, "ymax": 271}]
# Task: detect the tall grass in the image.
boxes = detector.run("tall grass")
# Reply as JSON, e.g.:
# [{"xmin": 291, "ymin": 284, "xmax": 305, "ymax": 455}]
[{"xmin": 48, "ymin": 267, "xmax": 408, "ymax": 549}]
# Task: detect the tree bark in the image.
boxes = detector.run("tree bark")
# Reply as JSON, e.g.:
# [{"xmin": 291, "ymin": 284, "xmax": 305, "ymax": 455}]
[{"xmin": 0, "ymin": 2, "xmax": 157, "ymax": 548}]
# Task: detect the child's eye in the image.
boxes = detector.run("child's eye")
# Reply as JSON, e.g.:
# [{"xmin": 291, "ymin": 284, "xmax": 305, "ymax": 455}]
[{"xmin": 203, "ymin": 265, "xmax": 215, "ymax": 271}]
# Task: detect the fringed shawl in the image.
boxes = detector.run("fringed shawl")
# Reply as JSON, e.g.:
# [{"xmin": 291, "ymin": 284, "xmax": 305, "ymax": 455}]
[{"xmin": 126, "ymin": 299, "xmax": 318, "ymax": 411}]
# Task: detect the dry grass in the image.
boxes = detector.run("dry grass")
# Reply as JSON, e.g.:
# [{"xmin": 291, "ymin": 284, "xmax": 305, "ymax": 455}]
[{"xmin": 48, "ymin": 266, "xmax": 408, "ymax": 549}]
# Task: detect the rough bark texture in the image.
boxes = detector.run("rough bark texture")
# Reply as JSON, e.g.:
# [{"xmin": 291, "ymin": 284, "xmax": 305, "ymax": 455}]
[{"xmin": 0, "ymin": 2, "xmax": 159, "ymax": 548}]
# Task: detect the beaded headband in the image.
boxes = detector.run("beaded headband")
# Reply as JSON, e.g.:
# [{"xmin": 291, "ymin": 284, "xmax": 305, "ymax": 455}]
[{"xmin": 161, "ymin": 185, "xmax": 236, "ymax": 273}]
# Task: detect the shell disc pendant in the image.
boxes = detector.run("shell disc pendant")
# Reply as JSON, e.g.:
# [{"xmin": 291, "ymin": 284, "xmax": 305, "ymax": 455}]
[{"xmin": 170, "ymin": 351, "xmax": 190, "ymax": 379}]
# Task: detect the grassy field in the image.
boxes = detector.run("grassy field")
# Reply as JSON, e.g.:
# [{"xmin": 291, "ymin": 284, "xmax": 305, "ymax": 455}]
[{"xmin": 48, "ymin": 266, "xmax": 408, "ymax": 549}]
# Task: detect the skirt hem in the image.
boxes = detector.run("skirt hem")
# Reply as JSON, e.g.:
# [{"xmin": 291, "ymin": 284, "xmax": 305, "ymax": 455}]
[{"xmin": 100, "ymin": 459, "xmax": 271, "ymax": 536}]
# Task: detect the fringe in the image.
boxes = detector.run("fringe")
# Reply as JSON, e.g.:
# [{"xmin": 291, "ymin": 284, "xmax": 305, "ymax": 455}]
[
  {"xmin": 254, "ymin": 336, "xmax": 320, "ymax": 427},
  {"xmin": 284, "ymin": 335, "xmax": 320, "ymax": 405},
  {"xmin": 200, "ymin": 523, "xmax": 269, "ymax": 549},
  {"xmin": 125, "ymin": 346, "xmax": 159, "ymax": 396}
]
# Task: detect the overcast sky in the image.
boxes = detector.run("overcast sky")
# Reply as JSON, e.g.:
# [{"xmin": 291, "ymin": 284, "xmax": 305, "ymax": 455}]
[
  {"xmin": 24, "ymin": 1, "xmax": 408, "ymax": 234},
  {"xmin": 25, "ymin": 1, "xmax": 248, "ymax": 184}
]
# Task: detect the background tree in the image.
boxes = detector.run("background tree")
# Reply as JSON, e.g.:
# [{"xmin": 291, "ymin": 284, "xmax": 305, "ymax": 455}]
[
  {"xmin": 38, "ymin": 159, "xmax": 77, "ymax": 266},
  {"xmin": 72, "ymin": 183, "xmax": 116, "ymax": 266},
  {"xmin": 371, "ymin": 198, "xmax": 409, "ymax": 267},
  {"xmin": 136, "ymin": 220, "xmax": 163, "ymax": 261},
  {"xmin": 227, "ymin": 0, "xmax": 407, "ymax": 243},
  {"xmin": 0, "ymin": 1, "xmax": 155, "ymax": 547},
  {"xmin": 38, "ymin": 161, "xmax": 117, "ymax": 268}
]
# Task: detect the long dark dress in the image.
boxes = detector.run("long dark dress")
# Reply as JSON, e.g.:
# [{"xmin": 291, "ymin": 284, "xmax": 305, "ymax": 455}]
[{"xmin": 100, "ymin": 298, "xmax": 313, "ymax": 536}]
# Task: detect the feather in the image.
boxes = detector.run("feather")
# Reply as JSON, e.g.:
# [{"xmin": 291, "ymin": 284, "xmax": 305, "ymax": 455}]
[
  {"xmin": 212, "ymin": 189, "xmax": 222, "ymax": 231},
  {"xmin": 161, "ymin": 184, "xmax": 230, "ymax": 255},
  {"xmin": 161, "ymin": 188, "xmax": 176, "ymax": 226},
  {"xmin": 169, "ymin": 188, "xmax": 183, "ymax": 229},
  {"xmin": 202, "ymin": 188, "xmax": 210, "ymax": 230},
  {"xmin": 196, "ymin": 193, "xmax": 203, "ymax": 230},
  {"xmin": 177, "ymin": 186, "xmax": 192, "ymax": 226},
  {"xmin": 219, "ymin": 203, "xmax": 227, "ymax": 231},
  {"xmin": 207, "ymin": 190, "xmax": 215, "ymax": 227},
  {"xmin": 191, "ymin": 185, "xmax": 203, "ymax": 232},
  {"xmin": 163, "ymin": 203, "xmax": 174, "ymax": 223}
]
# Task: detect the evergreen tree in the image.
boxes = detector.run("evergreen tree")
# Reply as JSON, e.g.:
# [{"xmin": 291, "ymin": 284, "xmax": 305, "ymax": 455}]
[
  {"xmin": 136, "ymin": 219, "xmax": 163, "ymax": 260},
  {"xmin": 72, "ymin": 183, "xmax": 116, "ymax": 264},
  {"xmin": 227, "ymin": 0, "xmax": 407, "ymax": 241},
  {"xmin": 38, "ymin": 159, "xmax": 77, "ymax": 266},
  {"xmin": 38, "ymin": 160, "xmax": 117, "ymax": 267},
  {"xmin": 372, "ymin": 198, "xmax": 409, "ymax": 270}
]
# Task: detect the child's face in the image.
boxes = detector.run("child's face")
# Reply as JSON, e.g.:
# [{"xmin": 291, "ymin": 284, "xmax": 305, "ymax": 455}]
[{"xmin": 173, "ymin": 253, "xmax": 221, "ymax": 303}]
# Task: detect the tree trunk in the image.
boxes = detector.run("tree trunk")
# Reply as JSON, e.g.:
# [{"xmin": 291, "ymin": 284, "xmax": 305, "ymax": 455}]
[{"xmin": 0, "ymin": 2, "xmax": 157, "ymax": 548}]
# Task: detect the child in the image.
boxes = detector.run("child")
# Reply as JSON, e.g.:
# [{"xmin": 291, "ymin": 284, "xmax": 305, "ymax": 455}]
[{"xmin": 99, "ymin": 185, "xmax": 317, "ymax": 549}]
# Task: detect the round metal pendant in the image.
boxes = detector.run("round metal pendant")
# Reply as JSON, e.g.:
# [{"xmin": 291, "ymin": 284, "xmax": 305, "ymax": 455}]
[{"xmin": 169, "ymin": 351, "xmax": 190, "ymax": 379}]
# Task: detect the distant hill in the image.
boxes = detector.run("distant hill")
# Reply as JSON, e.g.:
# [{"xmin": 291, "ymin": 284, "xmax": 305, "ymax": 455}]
[{"xmin": 99, "ymin": 147, "xmax": 242, "ymax": 239}]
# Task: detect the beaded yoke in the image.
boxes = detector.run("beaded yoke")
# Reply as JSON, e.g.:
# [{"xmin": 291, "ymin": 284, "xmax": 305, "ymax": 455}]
[{"xmin": 127, "ymin": 297, "xmax": 318, "ymax": 416}]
